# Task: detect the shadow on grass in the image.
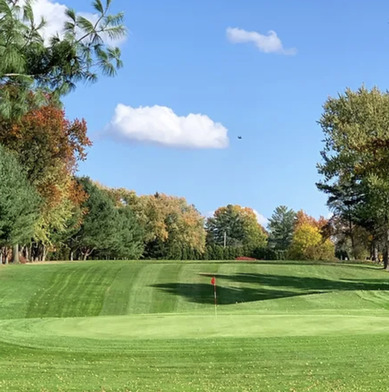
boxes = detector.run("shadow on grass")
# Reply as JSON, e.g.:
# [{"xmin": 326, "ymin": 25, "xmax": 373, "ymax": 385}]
[
  {"xmin": 151, "ymin": 273, "xmax": 389, "ymax": 305},
  {"xmin": 215, "ymin": 273, "xmax": 389, "ymax": 291},
  {"xmin": 241, "ymin": 260, "xmax": 384, "ymax": 270},
  {"xmin": 151, "ymin": 282, "xmax": 322, "ymax": 305}
]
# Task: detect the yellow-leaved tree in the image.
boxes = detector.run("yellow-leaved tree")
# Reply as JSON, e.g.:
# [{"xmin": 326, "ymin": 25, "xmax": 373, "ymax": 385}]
[{"xmin": 288, "ymin": 211, "xmax": 335, "ymax": 261}]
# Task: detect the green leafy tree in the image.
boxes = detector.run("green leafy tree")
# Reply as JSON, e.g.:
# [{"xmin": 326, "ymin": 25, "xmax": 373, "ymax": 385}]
[
  {"xmin": 71, "ymin": 177, "xmax": 117, "ymax": 260},
  {"xmin": 317, "ymin": 179, "xmax": 365, "ymax": 259},
  {"xmin": 330, "ymin": 215, "xmax": 371, "ymax": 260},
  {"xmin": 0, "ymin": 144, "xmax": 40, "ymax": 262},
  {"xmin": 267, "ymin": 205, "xmax": 296, "ymax": 250},
  {"xmin": 206, "ymin": 204, "xmax": 267, "ymax": 248},
  {"xmin": 317, "ymin": 86, "xmax": 389, "ymax": 268},
  {"xmin": 69, "ymin": 180, "xmax": 144, "ymax": 261},
  {"xmin": 0, "ymin": 0, "xmax": 126, "ymax": 118},
  {"xmin": 109, "ymin": 206, "xmax": 144, "ymax": 260}
]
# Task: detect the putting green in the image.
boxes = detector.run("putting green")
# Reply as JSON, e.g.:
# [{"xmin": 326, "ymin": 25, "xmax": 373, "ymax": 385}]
[{"xmin": 1, "ymin": 311, "xmax": 389, "ymax": 349}]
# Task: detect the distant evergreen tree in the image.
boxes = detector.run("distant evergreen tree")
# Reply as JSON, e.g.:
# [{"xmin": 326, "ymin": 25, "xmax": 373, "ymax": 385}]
[
  {"xmin": 0, "ymin": 144, "xmax": 41, "ymax": 262},
  {"xmin": 166, "ymin": 241, "xmax": 182, "ymax": 260},
  {"xmin": 71, "ymin": 177, "xmax": 118, "ymax": 260},
  {"xmin": 268, "ymin": 206, "xmax": 296, "ymax": 250},
  {"xmin": 110, "ymin": 207, "xmax": 144, "ymax": 260}
]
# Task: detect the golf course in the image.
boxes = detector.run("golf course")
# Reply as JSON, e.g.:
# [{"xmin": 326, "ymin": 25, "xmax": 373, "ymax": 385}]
[{"xmin": 0, "ymin": 260, "xmax": 389, "ymax": 391}]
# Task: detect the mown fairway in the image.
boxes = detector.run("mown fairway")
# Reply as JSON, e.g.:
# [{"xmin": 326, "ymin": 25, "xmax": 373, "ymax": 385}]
[{"xmin": 1, "ymin": 260, "xmax": 389, "ymax": 391}]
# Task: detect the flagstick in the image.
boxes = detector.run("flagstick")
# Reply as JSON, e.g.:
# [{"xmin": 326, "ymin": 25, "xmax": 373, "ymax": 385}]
[{"xmin": 214, "ymin": 283, "xmax": 217, "ymax": 317}]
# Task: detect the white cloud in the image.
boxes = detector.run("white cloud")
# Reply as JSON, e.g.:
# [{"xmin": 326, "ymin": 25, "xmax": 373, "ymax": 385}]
[
  {"xmin": 24, "ymin": 0, "xmax": 125, "ymax": 45},
  {"xmin": 105, "ymin": 104, "xmax": 229, "ymax": 149},
  {"xmin": 253, "ymin": 210, "xmax": 269, "ymax": 227},
  {"xmin": 226, "ymin": 27, "xmax": 296, "ymax": 55}
]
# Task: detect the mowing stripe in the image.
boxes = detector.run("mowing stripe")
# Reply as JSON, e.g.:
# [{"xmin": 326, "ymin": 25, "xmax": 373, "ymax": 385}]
[
  {"xmin": 100, "ymin": 263, "xmax": 143, "ymax": 315},
  {"xmin": 126, "ymin": 263, "xmax": 165, "ymax": 314}
]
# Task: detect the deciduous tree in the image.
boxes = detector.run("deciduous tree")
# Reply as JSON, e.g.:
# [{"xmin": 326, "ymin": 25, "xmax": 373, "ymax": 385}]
[
  {"xmin": 288, "ymin": 223, "xmax": 334, "ymax": 261},
  {"xmin": 317, "ymin": 86, "xmax": 389, "ymax": 268},
  {"xmin": 206, "ymin": 205, "xmax": 267, "ymax": 248},
  {"xmin": 0, "ymin": 103, "xmax": 91, "ymax": 256},
  {"xmin": 106, "ymin": 188, "xmax": 206, "ymax": 259}
]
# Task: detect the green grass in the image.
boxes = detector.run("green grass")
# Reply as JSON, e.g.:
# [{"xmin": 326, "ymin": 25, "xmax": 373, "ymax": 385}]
[{"xmin": 1, "ymin": 260, "xmax": 389, "ymax": 391}]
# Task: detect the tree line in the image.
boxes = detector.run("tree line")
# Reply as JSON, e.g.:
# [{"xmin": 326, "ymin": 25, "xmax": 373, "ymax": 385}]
[{"xmin": 0, "ymin": 154, "xmax": 336, "ymax": 261}]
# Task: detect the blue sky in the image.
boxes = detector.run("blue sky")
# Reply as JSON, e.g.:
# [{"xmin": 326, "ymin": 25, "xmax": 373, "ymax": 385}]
[{"xmin": 34, "ymin": 0, "xmax": 389, "ymax": 225}]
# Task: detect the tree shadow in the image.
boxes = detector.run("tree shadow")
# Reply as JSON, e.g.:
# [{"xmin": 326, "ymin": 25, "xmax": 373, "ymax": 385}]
[
  {"xmin": 151, "ymin": 282, "xmax": 322, "ymax": 305},
  {"xmin": 151, "ymin": 272, "xmax": 389, "ymax": 305},
  {"xmin": 215, "ymin": 273, "xmax": 389, "ymax": 291},
  {"xmin": 239, "ymin": 260, "xmax": 383, "ymax": 270}
]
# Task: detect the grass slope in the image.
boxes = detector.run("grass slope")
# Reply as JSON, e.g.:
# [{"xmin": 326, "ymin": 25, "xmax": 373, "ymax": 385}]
[{"xmin": 1, "ymin": 260, "xmax": 389, "ymax": 391}]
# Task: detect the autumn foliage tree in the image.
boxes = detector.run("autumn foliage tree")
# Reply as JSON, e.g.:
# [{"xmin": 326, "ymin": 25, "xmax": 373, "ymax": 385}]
[
  {"xmin": 0, "ymin": 103, "xmax": 91, "ymax": 260},
  {"xmin": 105, "ymin": 188, "xmax": 206, "ymax": 259},
  {"xmin": 288, "ymin": 211, "xmax": 334, "ymax": 261},
  {"xmin": 134, "ymin": 193, "xmax": 206, "ymax": 259}
]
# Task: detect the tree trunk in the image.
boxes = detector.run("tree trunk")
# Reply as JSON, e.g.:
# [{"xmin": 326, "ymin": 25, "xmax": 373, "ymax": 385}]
[
  {"xmin": 31, "ymin": 242, "xmax": 39, "ymax": 262},
  {"xmin": 348, "ymin": 216, "xmax": 355, "ymax": 260},
  {"xmin": 12, "ymin": 244, "xmax": 19, "ymax": 264},
  {"xmin": 373, "ymin": 243, "xmax": 379, "ymax": 263},
  {"xmin": 384, "ymin": 247, "xmax": 388, "ymax": 270},
  {"xmin": 70, "ymin": 251, "xmax": 74, "ymax": 261},
  {"xmin": 384, "ymin": 225, "xmax": 389, "ymax": 270},
  {"xmin": 82, "ymin": 248, "xmax": 95, "ymax": 261},
  {"xmin": 42, "ymin": 244, "xmax": 46, "ymax": 262}
]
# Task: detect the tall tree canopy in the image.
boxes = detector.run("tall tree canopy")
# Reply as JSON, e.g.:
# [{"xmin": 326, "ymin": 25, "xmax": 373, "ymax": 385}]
[
  {"xmin": 0, "ymin": 0, "xmax": 126, "ymax": 118},
  {"xmin": 317, "ymin": 86, "xmax": 389, "ymax": 267}
]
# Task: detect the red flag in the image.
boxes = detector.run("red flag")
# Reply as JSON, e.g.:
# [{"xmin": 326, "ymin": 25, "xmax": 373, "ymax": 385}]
[{"xmin": 211, "ymin": 277, "xmax": 216, "ymax": 286}]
